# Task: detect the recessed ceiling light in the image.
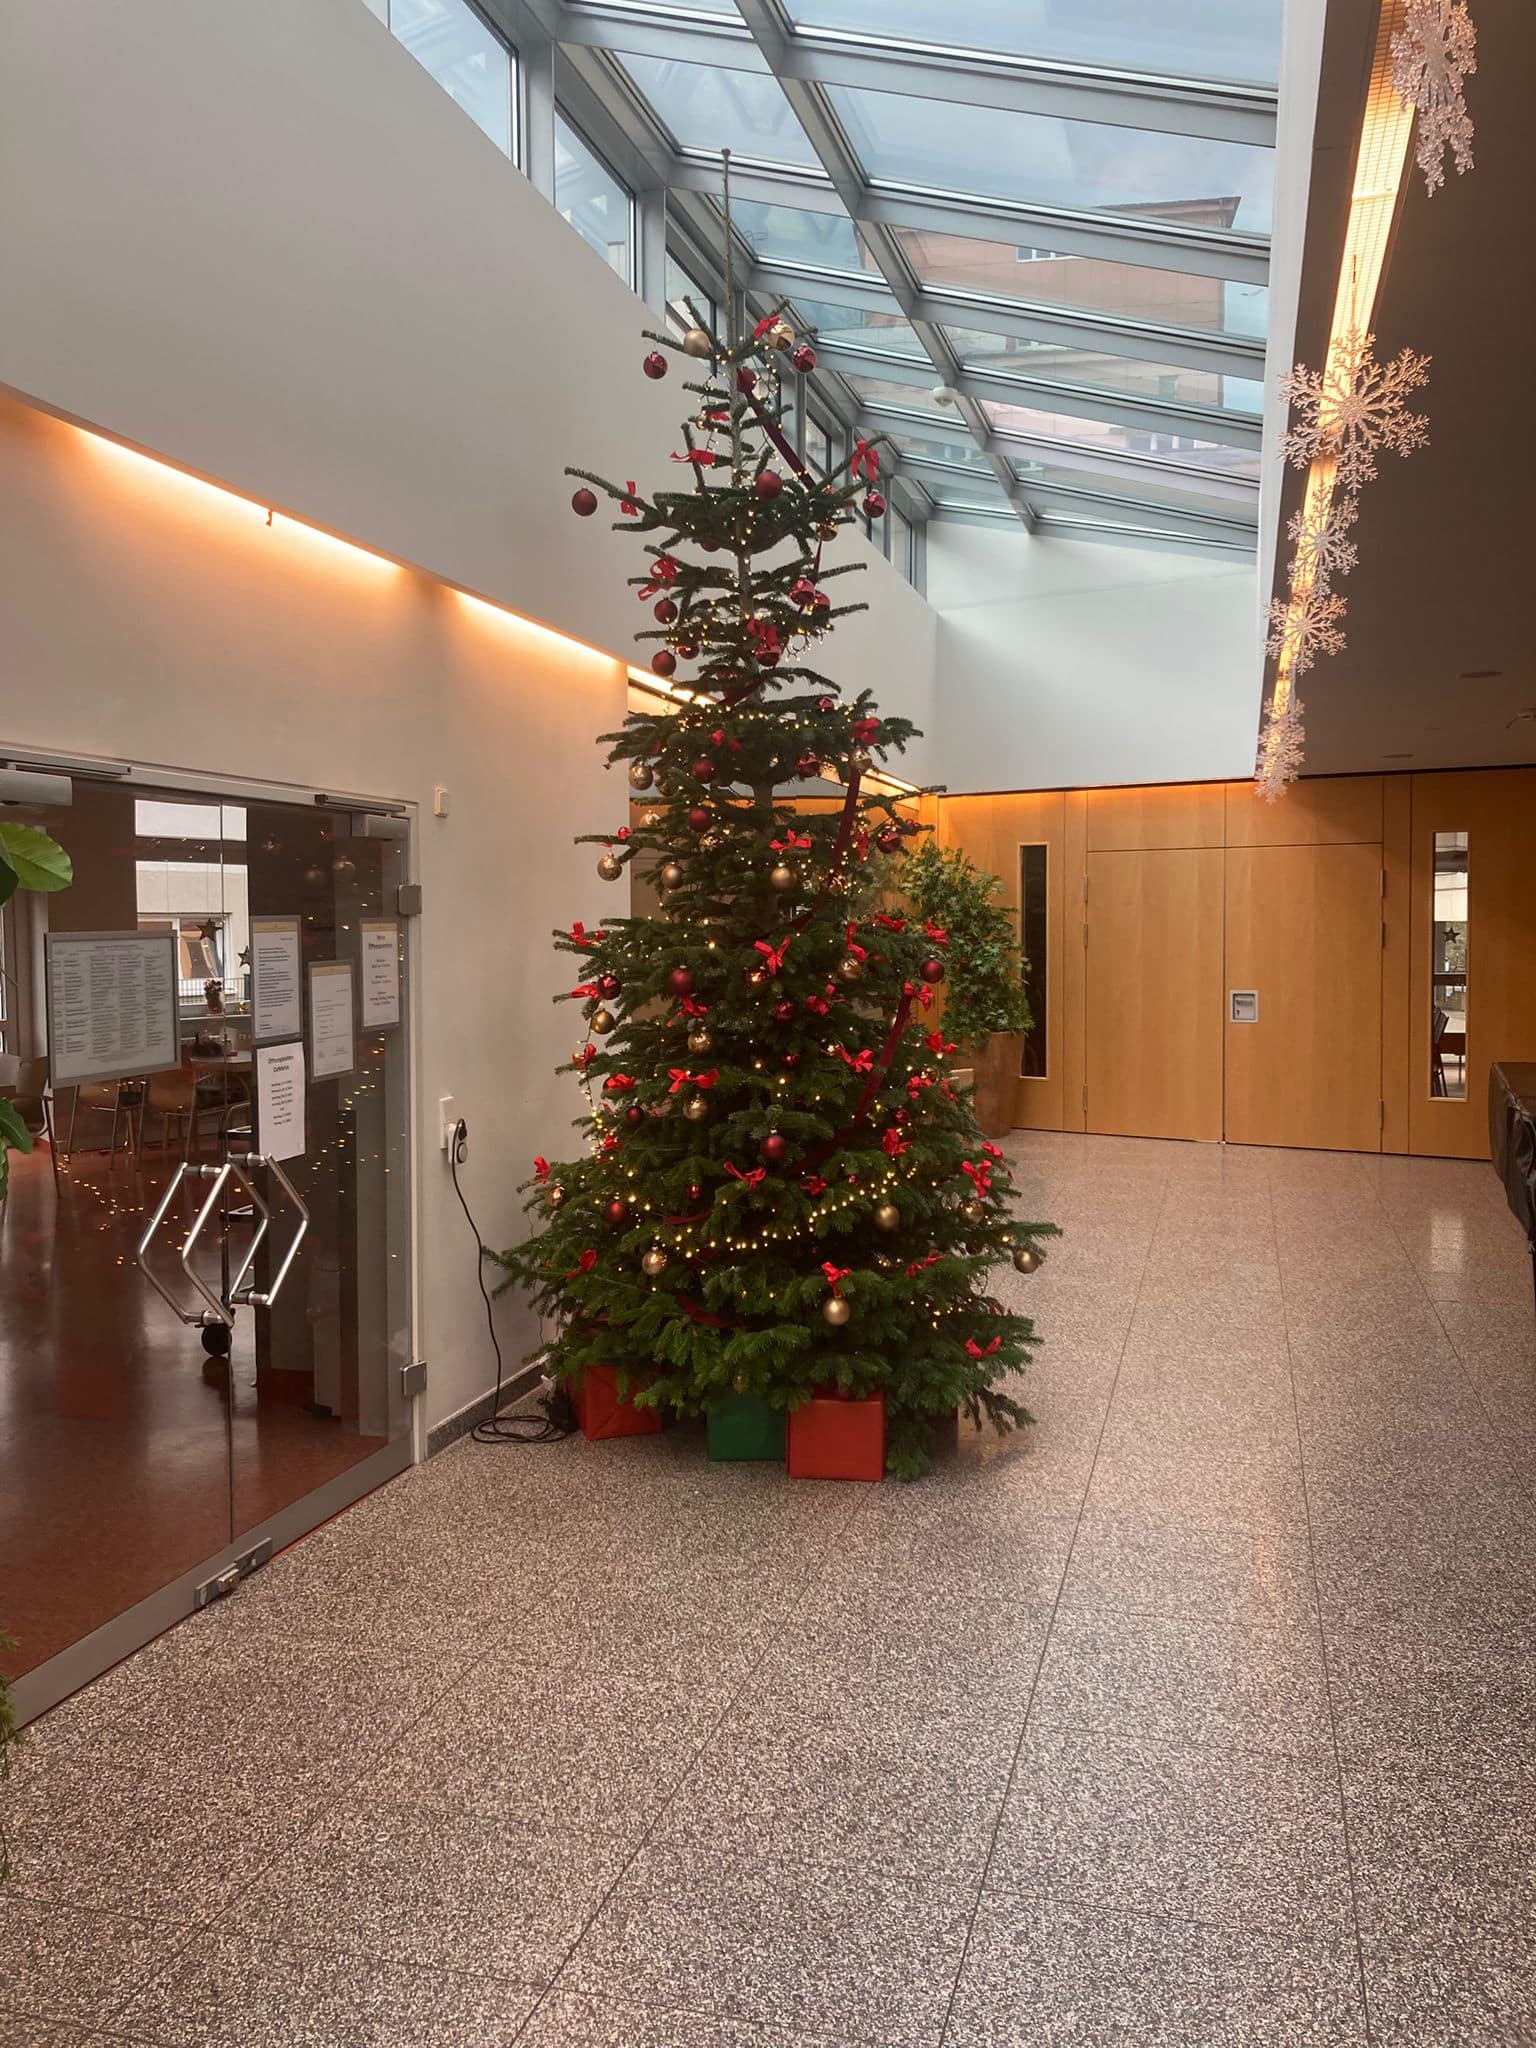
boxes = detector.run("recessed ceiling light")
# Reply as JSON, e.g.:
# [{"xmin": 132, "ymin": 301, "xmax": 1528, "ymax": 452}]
[
  {"xmin": 1382, "ymin": 751, "xmax": 1414, "ymax": 759},
  {"xmin": 1457, "ymin": 668, "xmax": 1503, "ymax": 681}
]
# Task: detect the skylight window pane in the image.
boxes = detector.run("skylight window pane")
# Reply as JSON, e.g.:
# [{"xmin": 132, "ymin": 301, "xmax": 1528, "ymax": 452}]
[
  {"xmin": 787, "ymin": 296, "xmax": 925, "ymax": 360},
  {"xmin": 827, "ymin": 86, "xmax": 1273, "ymax": 236},
  {"xmin": 618, "ymin": 55, "xmax": 820, "ymax": 168},
  {"xmin": 904, "ymin": 226, "xmax": 1269, "ymax": 340},
  {"xmin": 1011, "ymin": 457, "xmax": 1259, "ymax": 517},
  {"xmin": 391, "ymin": 0, "xmax": 512, "ymax": 156},
  {"xmin": 885, "ymin": 425, "xmax": 996, "ymax": 471},
  {"xmin": 985, "ymin": 398, "xmax": 1260, "ymax": 473},
  {"xmin": 555, "ymin": 115, "xmax": 633, "ymax": 283},
  {"xmin": 954, "ymin": 332, "xmax": 1262, "ymax": 415},
  {"xmin": 780, "ymin": 1, "xmax": 1281, "ymax": 88},
  {"xmin": 729, "ymin": 200, "xmax": 870, "ymax": 274}
]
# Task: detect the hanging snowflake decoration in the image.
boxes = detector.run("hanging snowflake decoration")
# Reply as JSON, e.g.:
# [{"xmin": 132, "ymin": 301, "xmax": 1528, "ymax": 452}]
[
  {"xmin": 1266, "ymin": 588, "xmax": 1348, "ymax": 677},
  {"xmin": 1285, "ymin": 495, "xmax": 1359, "ymax": 594},
  {"xmin": 1391, "ymin": 0, "xmax": 1476, "ymax": 195},
  {"xmin": 1256, "ymin": 696, "xmax": 1307, "ymax": 803},
  {"xmin": 1281, "ymin": 331, "xmax": 1431, "ymax": 497}
]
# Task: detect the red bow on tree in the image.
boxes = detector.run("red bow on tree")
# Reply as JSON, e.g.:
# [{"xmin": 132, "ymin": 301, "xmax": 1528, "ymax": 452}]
[
  {"xmin": 771, "ymin": 830, "xmax": 813, "ymax": 852},
  {"xmin": 854, "ymin": 831, "xmax": 870, "ymax": 861},
  {"xmin": 598, "ymin": 1133, "xmax": 618, "ymax": 1153},
  {"xmin": 747, "ymin": 618, "xmax": 783, "ymax": 663},
  {"xmin": 821, "ymin": 1261, "xmax": 852, "ymax": 1294},
  {"xmin": 907, "ymin": 1252, "xmax": 941, "ymax": 1277},
  {"xmin": 907, "ymin": 1072, "xmax": 934, "ymax": 1099},
  {"xmin": 638, "ymin": 555, "xmax": 680, "ymax": 599},
  {"xmin": 671, "ymin": 447, "xmax": 719, "ymax": 468},
  {"xmin": 851, "ymin": 438, "xmax": 881, "ymax": 481},
  {"xmin": 569, "ymin": 981, "xmax": 598, "ymax": 1000},
  {"xmin": 565, "ymin": 1249, "xmax": 597, "ymax": 1278},
  {"xmin": 852, "ymin": 717, "xmax": 880, "ymax": 743},
  {"xmin": 602, "ymin": 1074, "xmax": 636, "ymax": 1095},
  {"xmin": 753, "ymin": 310, "xmax": 783, "ymax": 339},
  {"xmin": 755, "ymin": 937, "xmax": 792, "ymax": 975},
  {"xmin": 844, "ymin": 924, "xmax": 868, "ymax": 962},
  {"xmin": 882, "ymin": 1127, "xmax": 910, "ymax": 1158},
  {"xmin": 574, "ymin": 1044, "xmax": 597, "ymax": 1068},
  {"xmin": 725, "ymin": 1163, "xmax": 766, "ymax": 1189},
  {"xmin": 874, "ymin": 913, "xmax": 906, "ymax": 931},
  {"xmin": 833, "ymin": 1044, "xmax": 874, "ymax": 1074},
  {"xmin": 965, "ymin": 1335, "xmax": 1002, "ymax": 1360},
  {"xmin": 620, "ymin": 481, "xmax": 640, "ymax": 517},
  {"xmin": 533, "ymin": 1156, "xmax": 551, "ymax": 1182},
  {"xmin": 903, "ymin": 980, "xmax": 935, "ymax": 1010},
  {"xmin": 961, "ymin": 1159, "xmax": 993, "ymax": 1197},
  {"xmin": 926, "ymin": 1030, "xmax": 958, "ymax": 1057},
  {"xmin": 981, "ymin": 1140, "xmax": 1006, "ymax": 1163},
  {"xmin": 679, "ymin": 995, "xmax": 709, "ymax": 1018},
  {"xmin": 805, "ymin": 994, "xmax": 830, "ymax": 1015},
  {"xmin": 924, "ymin": 920, "xmax": 948, "ymax": 946},
  {"xmin": 569, "ymin": 922, "xmax": 605, "ymax": 948},
  {"xmin": 803, "ymin": 1174, "xmax": 828, "ymax": 1196},
  {"xmin": 668, "ymin": 1068, "xmax": 718, "ymax": 1094}
]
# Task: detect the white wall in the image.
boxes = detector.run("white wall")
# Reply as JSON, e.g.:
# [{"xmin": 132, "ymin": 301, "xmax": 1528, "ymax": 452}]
[{"xmin": 926, "ymin": 524, "xmax": 1261, "ymax": 792}]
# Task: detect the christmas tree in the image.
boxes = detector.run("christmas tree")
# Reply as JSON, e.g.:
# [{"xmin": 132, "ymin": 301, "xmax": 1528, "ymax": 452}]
[{"xmin": 497, "ymin": 167, "xmax": 1055, "ymax": 1477}]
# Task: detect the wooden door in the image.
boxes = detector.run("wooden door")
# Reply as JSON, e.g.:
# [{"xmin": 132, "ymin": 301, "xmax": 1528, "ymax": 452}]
[
  {"xmin": 1409, "ymin": 769, "xmax": 1536, "ymax": 1159},
  {"xmin": 1224, "ymin": 842, "xmax": 1384, "ymax": 1151},
  {"xmin": 1084, "ymin": 847, "xmax": 1224, "ymax": 1141}
]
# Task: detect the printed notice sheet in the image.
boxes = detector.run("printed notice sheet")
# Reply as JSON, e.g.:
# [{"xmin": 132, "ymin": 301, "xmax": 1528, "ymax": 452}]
[
  {"xmin": 255, "ymin": 1042, "xmax": 306, "ymax": 1160},
  {"xmin": 45, "ymin": 931, "xmax": 179, "ymax": 1089},
  {"xmin": 250, "ymin": 916, "xmax": 303, "ymax": 1046},
  {"xmin": 308, "ymin": 960, "xmax": 356, "ymax": 1080},
  {"xmin": 359, "ymin": 918, "xmax": 401, "ymax": 1030}
]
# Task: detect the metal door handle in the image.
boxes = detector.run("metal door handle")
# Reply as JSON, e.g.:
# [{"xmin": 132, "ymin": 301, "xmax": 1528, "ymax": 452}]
[
  {"xmin": 231, "ymin": 1153, "xmax": 310, "ymax": 1307},
  {"xmin": 136, "ymin": 1162, "xmax": 236, "ymax": 1328}
]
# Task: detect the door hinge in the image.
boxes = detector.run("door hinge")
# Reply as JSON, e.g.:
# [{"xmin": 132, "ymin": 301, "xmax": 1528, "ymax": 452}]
[
  {"xmin": 194, "ymin": 1537, "xmax": 273, "ymax": 1610},
  {"xmin": 1082, "ymin": 1084, "xmax": 1088, "ymax": 1113},
  {"xmin": 397, "ymin": 882, "xmax": 423, "ymax": 917},
  {"xmin": 1083, "ymin": 921, "xmax": 1089, "ymax": 948},
  {"xmin": 1381, "ymin": 919, "xmax": 1388, "ymax": 949},
  {"xmin": 401, "ymin": 1359, "xmax": 427, "ymax": 1399},
  {"xmin": 1083, "ymin": 874, "xmax": 1090, "ymax": 903},
  {"xmin": 1379, "ymin": 1098, "xmax": 1386, "ymax": 1130}
]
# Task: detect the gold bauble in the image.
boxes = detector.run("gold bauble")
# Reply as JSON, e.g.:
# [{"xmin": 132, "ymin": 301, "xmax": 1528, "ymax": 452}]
[
  {"xmin": 769, "ymin": 864, "xmax": 797, "ymax": 893},
  {"xmin": 1013, "ymin": 1246, "xmax": 1041, "ymax": 1274},
  {"xmin": 687, "ymin": 1026, "xmax": 713, "ymax": 1056},
  {"xmin": 822, "ymin": 1294, "xmax": 851, "ymax": 1327},
  {"xmin": 682, "ymin": 327, "xmax": 713, "ymax": 358},
  {"xmin": 700, "ymin": 832, "xmax": 724, "ymax": 853},
  {"xmin": 641, "ymin": 1247, "xmax": 668, "ymax": 1277},
  {"xmin": 960, "ymin": 1197, "xmax": 985, "ymax": 1224},
  {"xmin": 683, "ymin": 1093, "xmax": 710, "ymax": 1122},
  {"xmin": 641, "ymin": 809, "xmax": 663, "ymax": 829},
  {"xmin": 768, "ymin": 319, "xmax": 795, "ymax": 352},
  {"xmin": 660, "ymin": 861, "xmax": 685, "ymax": 890},
  {"xmin": 875, "ymin": 1253, "xmax": 896, "ymax": 1270},
  {"xmin": 850, "ymin": 747, "xmax": 872, "ymax": 773},
  {"xmin": 837, "ymin": 954, "xmax": 865, "ymax": 982},
  {"xmin": 591, "ymin": 1007, "xmax": 616, "ymax": 1036},
  {"xmin": 875, "ymin": 1203, "xmax": 901, "ymax": 1232},
  {"xmin": 628, "ymin": 760, "xmax": 655, "ymax": 791},
  {"xmin": 547, "ymin": 1183, "xmax": 566, "ymax": 1209},
  {"xmin": 596, "ymin": 852, "xmax": 623, "ymax": 882}
]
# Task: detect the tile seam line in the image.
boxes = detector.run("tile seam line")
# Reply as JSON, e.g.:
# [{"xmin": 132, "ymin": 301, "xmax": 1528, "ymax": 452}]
[
  {"xmin": 506, "ymin": 1487, "xmax": 876, "ymax": 2044},
  {"xmin": 935, "ymin": 1149, "xmax": 1175, "ymax": 2048},
  {"xmin": 1275, "ymin": 1162, "xmax": 1375, "ymax": 2047}
]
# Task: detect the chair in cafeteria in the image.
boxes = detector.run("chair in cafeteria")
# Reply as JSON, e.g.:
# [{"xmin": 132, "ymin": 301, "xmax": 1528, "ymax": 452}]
[
  {"xmin": 64, "ymin": 1076, "xmax": 140, "ymax": 1164},
  {"xmin": 1431, "ymin": 1006, "xmax": 1450, "ymax": 1098}
]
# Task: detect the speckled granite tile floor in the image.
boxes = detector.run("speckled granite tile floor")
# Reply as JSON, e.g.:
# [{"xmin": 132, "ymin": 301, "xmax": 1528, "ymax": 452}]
[{"xmin": 5, "ymin": 1134, "xmax": 1535, "ymax": 2046}]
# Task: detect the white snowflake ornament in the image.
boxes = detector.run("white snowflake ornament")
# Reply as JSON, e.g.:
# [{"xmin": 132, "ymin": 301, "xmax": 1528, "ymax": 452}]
[
  {"xmin": 1391, "ymin": 0, "xmax": 1476, "ymax": 196},
  {"xmin": 1256, "ymin": 696, "xmax": 1306, "ymax": 803},
  {"xmin": 1286, "ymin": 496, "xmax": 1360, "ymax": 594},
  {"xmin": 1266, "ymin": 588, "xmax": 1348, "ymax": 677},
  {"xmin": 1280, "ymin": 331, "xmax": 1431, "ymax": 497}
]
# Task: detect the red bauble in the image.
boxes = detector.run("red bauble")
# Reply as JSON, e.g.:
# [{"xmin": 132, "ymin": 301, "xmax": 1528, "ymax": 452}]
[
  {"xmin": 863, "ymin": 490, "xmax": 887, "ymax": 519},
  {"xmin": 789, "ymin": 577, "xmax": 818, "ymax": 610},
  {"xmin": 760, "ymin": 1132, "xmax": 789, "ymax": 1165},
  {"xmin": 687, "ymin": 806, "xmax": 711, "ymax": 833},
  {"xmin": 735, "ymin": 366, "xmax": 757, "ymax": 394},
  {"xmin": 811, "ymin": 591, "xmax": 831, "ymax": 616},
  {"xmin": 605, "ymin": 1198, "xmax": 630, "ymax": 1226},
  {"xmin": 773, "ymin": 998, "xmax": 796, "ymax": 1023},
  {"xmin": 677, "ymin": 641, "xmax": 700, "ymax": 660},
  {"xmin": 796, "ymin": 751, "xmax": 819, "ymax": 777},
  {"xmin": 920, "ymin": 956, "xmax": 946, "ymax": 985},
  {"xmin": 652, "ymin": 651, "xmax": 676, "ymax": 678},
  {"xmin": 875, "ymin": 825, "xmax": 903, "ymax": 854},
  {"xmin": 791, "ymin": 343, "xmax": 818, "ymax": 373},
  {"xmin": 686, "ymin": 1182, "xmax": 703, "ymax": 1204},
  {"xmin": 624, "ymin": 1105, "xmax": 644, "ymax": 1128},
  {"xmin": 571, "ymin": 488, "xmax": 598, "ymax": 518},
  {"xmin": 596, "ymin": 973, "xmax": 621, "ymax": 1000},
  {"xmin": 754, "ymin": 470, "xmax": 784, "ymax": 500},
  {"xmin": 817, "ymin": 696, "xmax": 836, "ymax": 711},
  {"xmin": 653, "ymin": 598, "xmax": 678, "ymax": 624},
  {"xmin": 642, "ymin": 351, "xmax": 668, "ymax": 380},
  {"xmin": 692, "ymin": 757, "xmax": 717, "ymax": 783},
  {"xmin": 668, "ymin": 967, "xmax": 696, "ymax": 997},
  {"xmin": 699, "ymin": 538, "xmax": 720, "ymax": 553},
  {"xmin": 784, "ymin": 1052, "xmax": 801, "ymax": 1069}
]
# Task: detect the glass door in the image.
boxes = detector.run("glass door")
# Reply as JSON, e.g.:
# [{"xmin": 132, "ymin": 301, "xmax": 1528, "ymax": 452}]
[{"xmin": 0, "ymin": 774, "xmax": 414, "ymax": 1722}]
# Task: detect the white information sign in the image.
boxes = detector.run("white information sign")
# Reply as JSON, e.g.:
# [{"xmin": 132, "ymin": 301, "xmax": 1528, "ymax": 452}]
[
  {"xmin": 359, "ymin": 917, "xmax": 401, "ymax": 1030},
  {"xmin": 45, "ymin": 931, "xmax": 180, "ymax": 1089},
  {"xmin": 308, "ymin": 960, "xmax": 356, "ymax": 1080},
  {"xmin": 250, "ymin": 915, "xmax": 303, "ymax": 1046},
  {"xmin": 255, "ymin": 1042, "xmax": 307, "ymax": 1160}
]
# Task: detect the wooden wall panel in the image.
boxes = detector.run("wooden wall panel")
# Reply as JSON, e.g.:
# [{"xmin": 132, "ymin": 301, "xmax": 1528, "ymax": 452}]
[
  {"xmin": 1225, "ymin": 776, "xmax": 1384, "ymax": 847},
  {"xmin": 1408, "ymin": 768, "xmax": 1536, "ymax": 1160},
  {"xmin": 1224, "ymin": 842, "xmax": 1383, "ymax": 1152},
  {"xmin": 1084, "ymin": 847, "xmax": 1224, "ymax": 1141},
  {"xmin": 1086, "ymin": 782, "xmax": 1225, "ymax": 851}
]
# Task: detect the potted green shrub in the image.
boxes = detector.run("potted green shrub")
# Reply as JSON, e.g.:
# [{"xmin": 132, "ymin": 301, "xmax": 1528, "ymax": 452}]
[{"xmin": 905, "ymin": 840, "xmax": 1031, "ymax": 1138}]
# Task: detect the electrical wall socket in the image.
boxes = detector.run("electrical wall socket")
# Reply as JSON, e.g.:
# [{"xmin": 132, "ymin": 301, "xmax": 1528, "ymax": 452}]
[{"xmin": 439, "ymin": 1096, "xmax": 456, "ymax": 1151}]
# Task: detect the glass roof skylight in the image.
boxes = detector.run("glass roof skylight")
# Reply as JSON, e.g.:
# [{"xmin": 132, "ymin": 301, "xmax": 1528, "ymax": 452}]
[{"xmin": 552, "ymin": 0, "xmax": 1277, "ymax": 552}]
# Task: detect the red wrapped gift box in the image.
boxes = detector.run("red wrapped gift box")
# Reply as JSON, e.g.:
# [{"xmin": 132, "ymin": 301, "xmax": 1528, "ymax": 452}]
[
  {"xmin": 786, "ymin": 1390, "xmax": 885, "ymax": 1481},
  {"xmin": 575, "ymin": 1364, "xmax": 662, "ymax": 1440}
]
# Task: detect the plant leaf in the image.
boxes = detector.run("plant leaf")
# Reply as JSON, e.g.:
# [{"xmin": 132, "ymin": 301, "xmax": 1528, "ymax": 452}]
[
  {"xmin": 0, "ymin": 857, "xmax": 16, "ymax": 909},
  {"xmin": 0, "ymin": 1097, "xmax": 33, "ymax": 1155},
  {"xmin": 0, "ymin": 823, "xmax": 72, "ymax": 894}
]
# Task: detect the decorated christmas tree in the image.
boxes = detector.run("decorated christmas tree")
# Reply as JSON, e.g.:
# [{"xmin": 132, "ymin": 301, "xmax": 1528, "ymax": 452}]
[{"xmin": 497, "ymin": 167, "xmax": 1055, "ymax": 1477}]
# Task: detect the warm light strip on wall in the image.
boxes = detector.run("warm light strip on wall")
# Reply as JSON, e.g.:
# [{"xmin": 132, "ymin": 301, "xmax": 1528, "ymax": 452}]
[{"xmin": 1271, "ymin": 0, "xmax": 1416, "ymax": 721}]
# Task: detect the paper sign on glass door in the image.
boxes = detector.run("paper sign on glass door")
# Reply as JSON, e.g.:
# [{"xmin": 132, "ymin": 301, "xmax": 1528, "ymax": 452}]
[
  {"xmin": 309, "ymin": 961, "xmax": 356, "ymax": 1079},
  {"xmin": 359, "ymin": 918, "xmax": 401, "ymax": 1030},
  {"xmin": 250, "ymin": 916, "xmax": 303, "ymax": 1046},
  {"xmin": 255, "ymin": 1042, "xmax": 306, "ymax": 1160}
]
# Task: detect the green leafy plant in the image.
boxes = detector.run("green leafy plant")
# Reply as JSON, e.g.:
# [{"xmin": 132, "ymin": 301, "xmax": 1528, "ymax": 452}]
[{"xmin": 905, "ymin": 841, "xmax": 1032, "ymax": 1050}]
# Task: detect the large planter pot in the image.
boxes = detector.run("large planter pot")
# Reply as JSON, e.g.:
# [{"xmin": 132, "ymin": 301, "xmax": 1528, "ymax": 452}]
[
  {"xmin": 969, "ymin": 1032, "xmax": 1016, "ymax": 1139},
  {"xmin": 575, "ymin": 1365, "xmax": 662, "ymax": 1440},
  {"xmin": 786, "ymin": 1390, "xmax": 885, "ymax": 1482},
  {"xmin": 707, "ymin": 1389, "xmax": 787, "ymax": 1463}
]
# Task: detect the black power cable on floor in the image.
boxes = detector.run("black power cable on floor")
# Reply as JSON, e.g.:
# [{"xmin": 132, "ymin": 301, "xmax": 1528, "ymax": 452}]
[{"xmin": 445, "ymin": 1119, "xmax": 574, "ymax": 1445}]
